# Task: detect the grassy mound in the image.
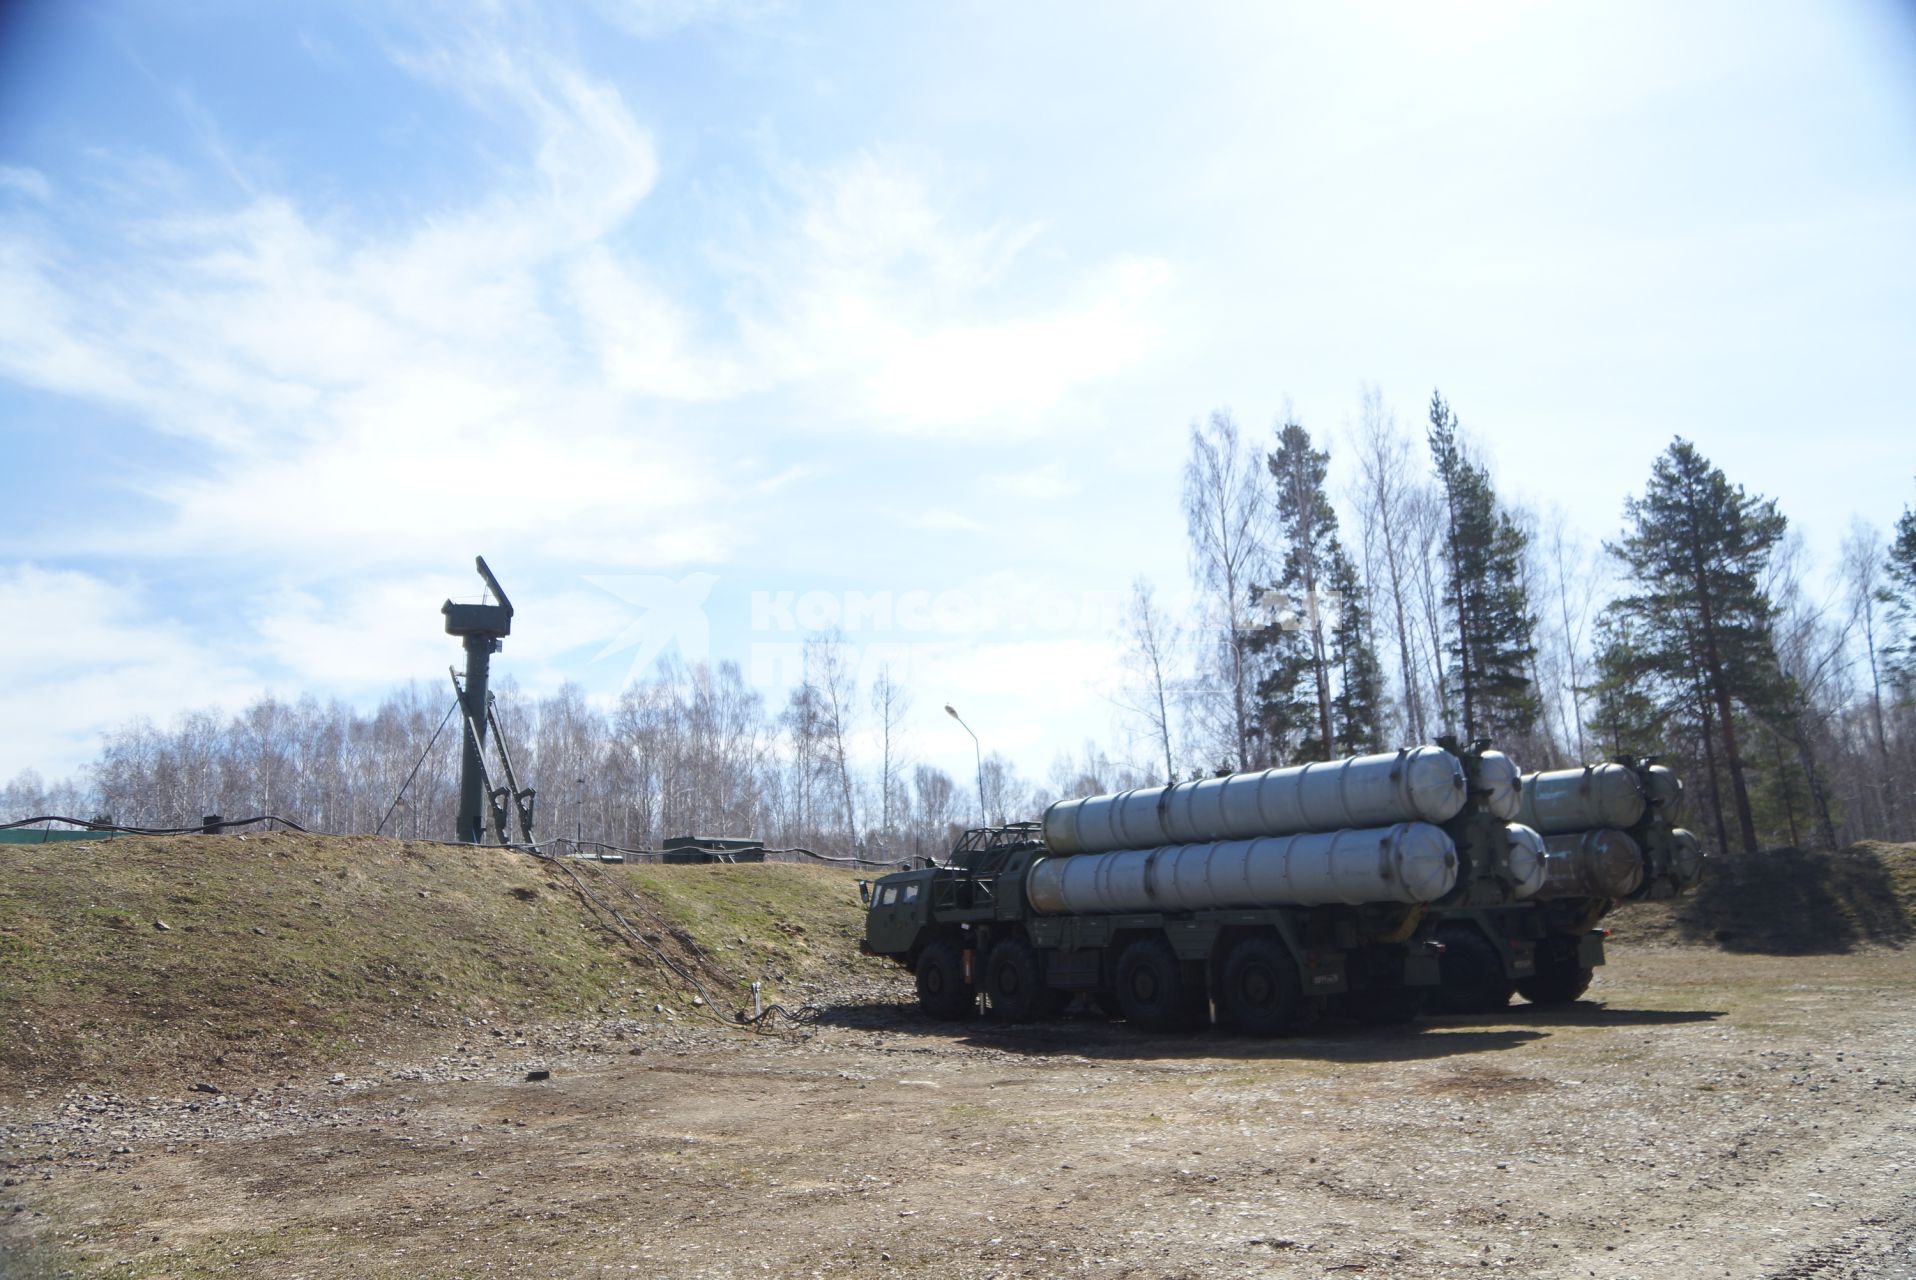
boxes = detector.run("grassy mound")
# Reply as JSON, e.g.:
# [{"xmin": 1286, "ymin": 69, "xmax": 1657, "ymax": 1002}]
[
  {"xmin": 0, "ymin": 833, "xmax": 872, "ymax": 1101},
  {"xmin": 1611, "ymin": 840, "xmax": 1916, "ymax": 954}
]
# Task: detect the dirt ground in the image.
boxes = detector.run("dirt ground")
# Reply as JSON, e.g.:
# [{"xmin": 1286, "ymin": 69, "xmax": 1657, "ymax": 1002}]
[{"xmin": 5, "ymin": 945, "xmax": 1914, "ymax": 1280}]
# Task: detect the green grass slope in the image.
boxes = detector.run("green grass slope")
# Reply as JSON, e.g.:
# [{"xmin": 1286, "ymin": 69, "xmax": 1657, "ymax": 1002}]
[{"xmin": 0, "ymin": 833, "xmax": 873, "ymax": 1101}]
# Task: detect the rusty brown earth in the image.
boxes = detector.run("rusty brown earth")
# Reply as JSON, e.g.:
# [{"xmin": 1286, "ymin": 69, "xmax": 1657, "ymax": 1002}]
[
  {"xmin": 6, "ymin": 945, "xmax": 1914, "ymax": 1279},
  {"xmin": 3, "ymin": 836, "xmax": 1914, "ymax": 1279}
]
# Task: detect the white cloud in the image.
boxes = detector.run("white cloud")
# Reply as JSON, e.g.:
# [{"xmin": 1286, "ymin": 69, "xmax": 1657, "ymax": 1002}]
[
  {"xmin": 569, "ymin": 245, "xmax": 752, "ymax": 400},
  {"xmin": 729, "ymin": 152, "xmax": 1174, "ymax": 433},
  {"xmin": 248, "ymin": 574, "xmax": 646, "ymax": 696},
  {"xmin": 0, "ymin": 565, "xmax": 264, "ymax": 780},
  {"xmin": 0, "ymin": 16, "xmax": 1181, "ymax": 783},
  {"xmin": 0, "ymin": 166, "xmax": 51, "ymax": 203},
  {"xmin": 988, "ymin": 464, "xmax": 1080, "ymax": 502},
  {"xmin": 0, "ymin": 34, "xmax": 744, "ymax": 572},
  {"xmin": 583, "ymin": 0, "xmax": 780, "ymax": 40}
]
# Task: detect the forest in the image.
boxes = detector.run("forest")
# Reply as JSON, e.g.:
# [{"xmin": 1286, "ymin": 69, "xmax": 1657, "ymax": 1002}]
[{"xmin": 7, "ymin": 389, "xmax": 1914, "ymax": 864}]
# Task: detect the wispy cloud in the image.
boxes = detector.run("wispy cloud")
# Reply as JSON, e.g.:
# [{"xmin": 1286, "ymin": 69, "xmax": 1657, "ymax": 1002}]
[
  {"xmin": 728, "ymin": 150, "xmax": 1173, "ymax": 432},
  {"xmin": 1, "ymin": 29, "xmax": 1166, "ymax": 580},
  {"xmin": 0, "ymin": 564, "xmax": 265, "ymax": 779},
  {"xmin": 0, "ymin": 166, "xmax": 51, "ymax": 202},
  {"xmin": 0, "ymin": 12, "xmax": 1177, "ymax": 777}
]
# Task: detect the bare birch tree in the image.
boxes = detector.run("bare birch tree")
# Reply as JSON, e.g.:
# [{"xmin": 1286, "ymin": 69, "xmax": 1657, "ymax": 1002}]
[
  {"xmin": 1352, "ymin": 389, "xmax": 1423, "ymax": 744},
  {"xmin": 869, "ymin": 661, "xmax": 911, "ymax": 842},
  {"xmin": 1182, "ymin": 409, "xmax": 1271, "ymax": 770},
  {"xmin": 1117, "ymin": 575, "xmax": 1181, "ymax": 783},
  {"xmin": 804, "ymin": 631, "xmax": 860, "ymax": 843},
  {"xmin": 1841, "ymin": 522, "xmax": 1895, "ymax": 812}
]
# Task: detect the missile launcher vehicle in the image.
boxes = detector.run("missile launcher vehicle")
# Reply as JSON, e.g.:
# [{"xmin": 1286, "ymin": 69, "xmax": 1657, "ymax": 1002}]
[
  {"xmin": 860, "ymin": 739, "xmax": 1548, "ymax": 1036},
  {"xmin": 1432, "ymin": 756, "xmax": 1704, "ymax": 1012}
]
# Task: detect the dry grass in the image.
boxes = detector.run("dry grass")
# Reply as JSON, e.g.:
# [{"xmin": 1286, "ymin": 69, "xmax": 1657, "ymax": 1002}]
[
  {"xmin": 1608, "ymin": 839, "xmax": 1915, "ymax": 953},
  {"xmin": 0, "ymin": 835, "xmax": 869, "ymax": 1101}
]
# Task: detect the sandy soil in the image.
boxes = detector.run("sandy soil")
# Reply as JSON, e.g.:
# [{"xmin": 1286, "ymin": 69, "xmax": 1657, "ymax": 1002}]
[{"xmin": 5, "ymin": 945, "xmax": 1914, "ymax": 1279}]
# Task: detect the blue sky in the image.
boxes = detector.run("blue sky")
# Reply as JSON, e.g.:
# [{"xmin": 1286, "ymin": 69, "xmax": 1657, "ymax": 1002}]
[{"xmin": 3, "ymin": 0, "xmax": 1915, "ymax": 788}]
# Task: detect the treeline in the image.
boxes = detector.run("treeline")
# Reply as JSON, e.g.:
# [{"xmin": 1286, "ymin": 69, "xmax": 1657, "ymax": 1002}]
[
  {"xmin": 1140, "ymin": 388, "xmax": 1916, "ymax": 853},
  {"xmin": 0, "ymin": 655, "xmax": 1151, "ymax": 862},
  {"xmin": 7, "ymin": 387, "xmax": 1915, "ymax": 859}
]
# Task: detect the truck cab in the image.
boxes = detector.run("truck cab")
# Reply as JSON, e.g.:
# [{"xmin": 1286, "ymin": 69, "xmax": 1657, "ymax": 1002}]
[{"xmin": 864, "ymin": 869, "xmax": 934, "ymax": 957}]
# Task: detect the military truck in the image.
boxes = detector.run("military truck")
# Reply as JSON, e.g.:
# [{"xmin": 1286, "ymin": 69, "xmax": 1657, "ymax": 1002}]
[
  {"xmin": 1432, "ymin": 756, "xmax": 1704, "ymax": 1012},
  {"xmin": 860, "ymin": 740, "xmax": 1548, "ymax": 1036}
]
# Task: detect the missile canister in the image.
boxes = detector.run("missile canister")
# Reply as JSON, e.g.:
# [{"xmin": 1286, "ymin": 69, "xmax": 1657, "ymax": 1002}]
[
  {"xmin": 1024, "ymin": 821, "xmax": 1458, "ymax": 914},
  {"xmin": 1670, "ymin": 827, "xmax": 1704, "ymax": 890},
  {"xmin": 1644, "ymin": 764, "xmax": 1684, "ymax": 819},
  {"xmin": 1537, "ymin": 829, "xmax": 1645, "ymax": 900},
  {"xmin": 1041, "ymin": 746, "xmax": 1469, "ymax": 855},
  {"xmin": 1516, "ymin": 764, "xmax": 1648, "ymax": 835},
  {"xmin": 1505, "ymin": 822, "xmax": 1549, "ymax": 900},
  {"xmin": 1480, "ymin": 750, "xmax": 1524, "ymax": 821}
]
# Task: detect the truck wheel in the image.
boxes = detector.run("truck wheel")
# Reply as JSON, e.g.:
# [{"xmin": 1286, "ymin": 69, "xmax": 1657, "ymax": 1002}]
[
  {"xmin": 1433, "ymin": 923, "xmax": 1513, "ymax": 1014},
  {"xmin": 915, "ymin": 939, "xmax": 974, "ymax": 1020},
  {"xmin": 982, "ymin": 938, "xmax": 1046, "ymax": 1022},
  {"xmin": 1115, "ymin": 937, "xmax": 1188, "ymax": 1032},
  {"xmin": 1219, "ymin": 935, "xmax": 1302, "ymax": 1036},
  {"xmin": 1517, "ymin": 964, "xmax": 1593, "ymax": 1006}
]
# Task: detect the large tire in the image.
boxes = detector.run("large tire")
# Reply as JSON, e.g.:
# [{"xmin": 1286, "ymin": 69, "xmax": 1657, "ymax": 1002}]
[
  {"xmin": 1517, "ymin": 963, "xmax": 1593, "ymax": 1006},
  {"xmin": 1114, "ymin": 937, "xmax": 1189, "ymax": 1032},
  {"xmin": 1219, "ymin": 934, "xmax": 1303, "ymax": 1037},
  {"xmin": 982, "ymin": 938, "xmax": 1047, "ymax": 1022},
  {"xmin": 915, "ymin": 939, "xmax": 974, "ymax": 1020},
  {"xmin": 1433, "ymin": 923, "xmax": 1513, "ymax": 1014}
]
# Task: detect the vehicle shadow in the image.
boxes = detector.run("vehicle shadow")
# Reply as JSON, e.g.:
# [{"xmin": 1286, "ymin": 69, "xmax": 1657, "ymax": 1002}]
[
  {"xmin": 1469, "ymin": 1002, "xmax": 1726, "ymax": 1029},
  {"xmin": 809, "ymin": 999, "xmax": 1547, "ymax": 1063}
]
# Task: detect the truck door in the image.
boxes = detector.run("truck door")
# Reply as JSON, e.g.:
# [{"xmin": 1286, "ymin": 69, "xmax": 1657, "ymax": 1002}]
[{"xmin": 868, "ymin": 877, "xmax": 926, "ymax": 954}]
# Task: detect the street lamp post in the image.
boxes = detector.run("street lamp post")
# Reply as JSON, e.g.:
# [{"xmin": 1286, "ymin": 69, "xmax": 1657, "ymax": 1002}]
[
  {"xmin": 575, "ymin": 777, "xmax": 586, "ymax": 849},
  {"xmin": 944, "ymin": 704, "xmax": 986, "ymax": 827}
]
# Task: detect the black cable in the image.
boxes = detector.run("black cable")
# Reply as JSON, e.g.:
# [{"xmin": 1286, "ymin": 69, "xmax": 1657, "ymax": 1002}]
[
  {"xmin": 0, "ymin": 814, "xmax": 309, "ymax": 835},
  {"xmin": 737, "ymin": 1002, "xmax": 822, "ymax": 1032},
  {"xmin": 556, "ymin": 836, "xmax": 905, "ymax": 870},
  {"xmin": 528, "ymin": 848, "xmax": 742, "ymax": 1031},
  {"xmin": 375, "ymin": 696, "xmax": 460, "ymax": 837}
]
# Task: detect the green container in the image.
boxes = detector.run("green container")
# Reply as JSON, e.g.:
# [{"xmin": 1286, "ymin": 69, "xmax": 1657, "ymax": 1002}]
[{"xmin": 0, "ymin": 827, "xmax": 127, "ymax": 845}]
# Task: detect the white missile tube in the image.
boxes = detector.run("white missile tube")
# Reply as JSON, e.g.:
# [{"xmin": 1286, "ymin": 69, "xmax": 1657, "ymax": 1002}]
[
  {"xmin": 1536, "ymin": 829, "xmax": 1645, "ymax": 900},
  {"xmin": 1517, "ymin": 764, "xmax": 1648, "ymax": 835},
  {"xmin": 1024, "ymin": 822, "xmax": 1459, "ymax": 914},
  {"xmin": 1041, "ymin": 746, "xmax": 1471, "ymax": 855},
  {"xmin": 1504, "ymin": 822, "xmax": 1549, "ymax": 900}
]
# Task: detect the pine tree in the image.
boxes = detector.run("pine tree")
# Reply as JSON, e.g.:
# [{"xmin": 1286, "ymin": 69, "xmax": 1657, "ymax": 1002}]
[
  {"xmin": 1325, "ymin": 539, "xmax": 1385, "ymax": 753},
  {"xmin": 1263, "ymin": 417, "xmax": 1341, "ymax": 758},
  {"xmin": 1426, "ymin": 391, "xmax": 1540, "ymax": 742},
  {"xmin": 1250, "ymin": 617, "xmax": 1321, "ymax": 763},
  {"xmin": 1607, "ymin": 438, "xmax": 1788, "ymax": 853},
  {"xmin": 1587, "ymin": 611, "xmax": 1664, "ymax": 756},
  {"xmin": 1884, "ymin": 490, "xmax": 1916, "ymax": 694}
]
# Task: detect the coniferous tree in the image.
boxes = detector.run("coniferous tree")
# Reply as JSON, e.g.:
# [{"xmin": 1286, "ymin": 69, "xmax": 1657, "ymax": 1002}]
[
  {"xmin": 1325, "ymin": 539, "xmax": 1385, "ymax": 753},
  {"xmin": 1250, "ymin": 617, "xmax": 1321, "ymax": 763},
  {"xmin": 1587, "ymin": 612, "xmax": 1663, "ymax": 756},
  {"xmin": 1262, "ymin": 417, "xmax": 1341, "ymax": 758},
  {"xmin": 1885, "ymin": 490, "xmax": 1916, "ymax": 695},
  {"xmin": 1606, "ymin": 438, "xmax": 1788, "ymax": 853},
  {"xmin": 1426, "ymin": 391, "xmax": 1540, "ymax": 742}
]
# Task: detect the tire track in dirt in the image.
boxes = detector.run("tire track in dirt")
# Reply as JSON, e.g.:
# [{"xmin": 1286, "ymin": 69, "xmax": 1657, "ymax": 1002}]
[{"xmin": 1581, "ymin": 1103, "xmax": 1916, "ymax": 1279}]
